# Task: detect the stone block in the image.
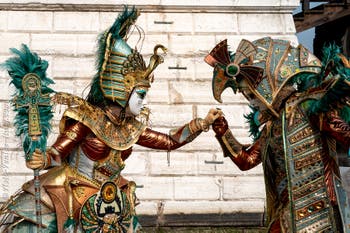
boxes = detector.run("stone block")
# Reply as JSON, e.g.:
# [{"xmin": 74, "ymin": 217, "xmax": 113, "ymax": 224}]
[
  {"xmin": 0, "ymin": 150, "xmax": 32, "ymax": 174},
  {"xmin": 135, "ymin": 201, "xmax": 158, "ymax": 215},
  {"xmin": 31, "ymin": 33, "xmax": 77, "ymax": 55},
  {"xmin": 0, "ymin": 33, "xmax": 30, "ymax": 53},
  {"xmin": 174, "ymin": 176, "xmax": 220, "ymax": 200},
  {"xmin": 199, "ymin": 153, "xmax": 263, "ymax": 176},
  {"xmin": 77, "ymin": 34, "xmax": 98, "ymax": 55},
  {"xmin": 194, "ymin": 13, "xmax": 238, "ymax": 33},
  {"xmin": 8, "ymin": 11, "xmax": 52, "ymax": 31},
  {"xmin": 52, "ymin": 57, "xmax": 95, "ymax": 78},
  {"xmin": 0, "ymin": 127, "xmax": 21, "ymax": 149},
  {"xmin": 147, "ymin": 104, "xmax": 193, "ymax": 127},
  {"xmin": 156, "ymin": 56, "xmax": 196, "ymax": 81},
  {"xmin": 54, "ymin": 12, "xmax": 99, "ymax": 32},
  {"xmin": 146, "ymin": 80, "xmax": 169, "ymax": 103},
  {"xmin": 126, "ymin": 176, "xmax": 174, "ymax": 200},
  {"xmin": 162, "ymin": 200, "xmax": 264, "ymax": 215},
  {"xmin": 0, "ymin": 11, "xmax": 8, "ymax": 31},
  {"xmin": 168, "ymin": 34, "xmax": 193, "ymax": 55},
  {"xmin": 122, "ymin": 152, "xmax": 148, "ymax": 175},
  {"xmin": 147, "ymin": 13, "xmax": 193, "ymax": 33},
  {"xmin": 238, "ymin": 14, "xmax": 283, "ymax": 34},
  {"xmin": 223, "ymin": 176, "xmax": 266, "ymax": 200},
  {"xmin": 168, "ymin": 80, "xmax": 216, "ymax": 104},
  {"xmin": 149, "ymin": 151, "xmax": 197, "ymax": 175},
  {"xmin": 0, "ymin": 175, "xmax": 32, "ymax": 202}
]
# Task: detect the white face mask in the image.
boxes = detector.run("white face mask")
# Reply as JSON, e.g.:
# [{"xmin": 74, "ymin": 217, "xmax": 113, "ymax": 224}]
[{"xmin": 127, "ymin": 88, "xmax": 147, "ymax": 116}]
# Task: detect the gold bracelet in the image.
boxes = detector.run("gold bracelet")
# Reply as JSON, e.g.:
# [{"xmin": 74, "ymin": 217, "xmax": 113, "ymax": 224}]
[{"xmin": 198, "ymin": 118, "xmax": 209, "ymax": 132}]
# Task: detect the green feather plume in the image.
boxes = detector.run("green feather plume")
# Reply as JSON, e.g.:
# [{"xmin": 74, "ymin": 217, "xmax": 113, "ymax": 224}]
[
  {"xmin": 2, "ymin": 44, "xmax": 54, "ymax": 158},
  {"xmin": 87, "ymin": 6, "xmax": 139, "ymax": 106},
  {"xmin": 244, "ymin": 106, "xmax": 261, "ymax": 141},
  {"xmin": 303, "ymin": 44, "xmax": 350, "ymax": 123}
]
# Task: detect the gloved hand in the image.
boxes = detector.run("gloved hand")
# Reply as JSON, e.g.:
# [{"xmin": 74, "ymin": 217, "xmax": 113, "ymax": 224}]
[
  {"xmin": 212, "ymin": 116, "xmax": 229, "ymax": 137},
  {"xmin": 26, "ymin": 149, "xmax": 47, "ymax": 170}
]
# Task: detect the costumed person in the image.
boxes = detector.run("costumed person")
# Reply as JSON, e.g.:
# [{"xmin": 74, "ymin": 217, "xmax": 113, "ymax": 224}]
[
  {"xmin": 0, "ymin": 7, "xmax": 222, "ymax": 233},
  {"xmin": 205, "ymin": 37, "xmax": 350, "ymax": 232}
]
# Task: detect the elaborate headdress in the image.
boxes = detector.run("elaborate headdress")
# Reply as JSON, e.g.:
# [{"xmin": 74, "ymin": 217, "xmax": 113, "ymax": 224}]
[
  {"xmin": 88, "ymin": 6, "xmax": 166, "ymax": 107},
  {"xmin": 205, "ymin": 37, "xmax": 322, "ymax": 116}
]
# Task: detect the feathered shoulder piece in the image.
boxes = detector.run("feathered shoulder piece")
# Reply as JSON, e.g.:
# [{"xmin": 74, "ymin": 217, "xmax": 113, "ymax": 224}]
[
  {"xmin": 303, "ymin": 44, "xmax": 350, "ymax": 123},
  {"xmin": 2, "ymin": 44, "xmax": 55, "ymax": 158}
]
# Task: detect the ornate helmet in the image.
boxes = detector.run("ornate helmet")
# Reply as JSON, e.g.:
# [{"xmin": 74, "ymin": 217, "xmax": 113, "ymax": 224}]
[
  {"xmin": 205, "ymin": 37, "xmax": 322, "ymax": 116},
  {"xmin": 88, "ymin": 6, "xmax": 166, "ymax": 107}
]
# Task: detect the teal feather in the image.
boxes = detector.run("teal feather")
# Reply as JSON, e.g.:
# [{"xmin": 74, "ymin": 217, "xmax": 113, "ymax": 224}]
[
  {"xmin": 87, "ymin": 6, "xmax": 139, "ymax": 106},
  {"xmin": 244, "ymin": 106, "xmax": 261, "ymax": 141},
  {"xmin": 303, "ymin": 44, "xmax": 350, "ymax": 124},
  {"xmin": 1, "ymin": 44, "xmax": 54, "ymax": 158}
]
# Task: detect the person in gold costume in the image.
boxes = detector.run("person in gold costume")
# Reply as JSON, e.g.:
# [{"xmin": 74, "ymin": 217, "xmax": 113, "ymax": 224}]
[{"xmin": 0, "ymin": 7, "xmax": 222, "ymax": 233}]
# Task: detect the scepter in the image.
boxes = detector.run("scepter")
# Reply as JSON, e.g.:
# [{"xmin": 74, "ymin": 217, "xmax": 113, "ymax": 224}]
[{"xmin": 2, "ymin": 44, "xmax": 55, "ymax": 232}]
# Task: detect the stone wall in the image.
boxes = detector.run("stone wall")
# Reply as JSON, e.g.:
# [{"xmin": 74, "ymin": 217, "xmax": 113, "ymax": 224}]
[{"xmin": 0, "ymin": 0, "xmax": 299, "ymax": 226}]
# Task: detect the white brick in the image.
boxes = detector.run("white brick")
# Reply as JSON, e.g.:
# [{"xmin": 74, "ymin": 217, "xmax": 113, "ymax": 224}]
[
  {"xmin": 147, "ymin": 104, "xmax": 193, "ymax": 127},
  {"xmin": 147, "ymin": 13, "xmax": 193, "ymax": 33},
  {"xmin": 8, "ymin": 11, "xmax": 52, "ymax": 31},
  {"xmin": 135, "ymin": 201, "xmax": 158, "ymax": 215},
  {"xmin": 0, "ymin": 127, "xmax": 21, "ymax": 149},
  {"xmin": 77, "ymin": 34, "xmax": 98, "ymax": 55},
  {"xmin": 31, "ymin": 33, "xmax": 77, "ymax": 55},
  {"xmin": 0, "ymin": 150, "xmax": 32, "ymax": 174},
  {"xmin": 53, "ymin": 78, "xmax": 90, "ymax": 95},
  {"xmin": 283, "ymin": 14, "xmax": 297, "ymax": 34},
  {"xmin": 0, "ymin": 102, "xmax": 14, "ymax": 127},
  {"xmin": 168, "ymin": 80, "xmax": 217, "ymax": 104},
  {"xmin": 147, "ymin": 80, "xmax": 169, "ymax": 103},
  {"xmin": 156, "ymin": 56, "xmax": 196, "ymax": 80},
  {"xmin": 122, "ymin": 152, "xmax": 147, "ymax": 175},
  {"xmin": 163, "ymin": 200, "xmax": 264, "ymax": 215},
  {"xmin": 238, "ymin": 14, "xmax": 283, "ymax": 34},
  {"xmin": 198, "ymin": 153, "xmax": 264, "ymax": 176},
  {"xmin": 0, "ymin": 175, "xmax": 32, "ymax": 202},
  {"xmin": 0, "ymin": 33, "xmax": 30, "ymax": 53},
  {"xmin": 223, "ymin": 176, "xmax": 265, "ymax": 200},
  {"xmin": 0, "ymin": 11, "xmax": 8, "ymax": 31},
  {"xmin": 194, "ymin": 55, "xmax": 217, "ymax": 81},
  {"xmin": 0, "ymin": 77, "xmax": 13, "ymax": 101},
  {"xmin": 174, "ymin": 176, "xmax": 220, "ymax": 200},
  {"xmin": 160, "ymin": 0, "xmax": 235, "ymax": 6},
  {"xmin": 150, "ymin": 151, "xmax": 197, "ymax": 175},
  {"xmin": 54, "ymin": 12, "xmax": 99, "ymax": 32},
  {"xmin": 169, "ymin": 34, "xmax": 193, "ymax": 55},
  {"xmin": 194, "ymin": 13, "xmax": 238, "ymax": 33},
  {"xmin": 126, "ymin": 176, "xmax": 174, "ymax": 200},
  {"xmin": 127, "ymin": 34, "xmax": 168, "ymax": 56},
  {"xmin": 52, "ymin": 57, "xmax": 95, "ymax": 78}
]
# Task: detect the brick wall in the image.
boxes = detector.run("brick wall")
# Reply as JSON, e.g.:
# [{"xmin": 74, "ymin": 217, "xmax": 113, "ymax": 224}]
[{"xmin": 0, "ymin": 0, "xmax": 299, "ymax": 226}]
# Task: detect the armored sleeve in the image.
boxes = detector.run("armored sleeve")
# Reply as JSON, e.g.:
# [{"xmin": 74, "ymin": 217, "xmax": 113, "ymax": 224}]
[
  {"xmin": 215, "ymin": 128, "xmax": 262, "ymax": 171},
  {"xmin": 136, "ymin": 118, "xmax": 205, "ymax": 150},
  {"xmin": 46, "ymin": 121, "xmax": 91, "ymax": 166}
]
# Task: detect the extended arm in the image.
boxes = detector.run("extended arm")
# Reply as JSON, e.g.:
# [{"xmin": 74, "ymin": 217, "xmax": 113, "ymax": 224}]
[
  {"xmin": 137, "ymin": 109, "xmax": 222, "ymax": 150},
  {"xmin": 212, "ymin": 117, "xmax": 262, "ymax": 170},
  {"xmin": 137, "ymin": 118, "xmax": 206, "ymax": 150}
]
